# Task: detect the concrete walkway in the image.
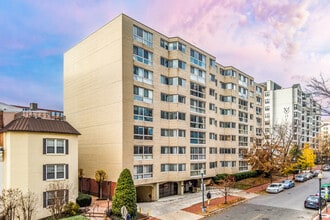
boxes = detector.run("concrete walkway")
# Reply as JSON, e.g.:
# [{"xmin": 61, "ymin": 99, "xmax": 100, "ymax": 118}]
[{"xmin": 137, "ymin": 187, "xmax": 259, "ymax": 220}]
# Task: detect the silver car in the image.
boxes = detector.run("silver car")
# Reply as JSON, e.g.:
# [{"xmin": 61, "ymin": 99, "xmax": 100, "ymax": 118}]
[{"xmin": 266, "ymin": 183, "xmax": 284, "ymax": 193}]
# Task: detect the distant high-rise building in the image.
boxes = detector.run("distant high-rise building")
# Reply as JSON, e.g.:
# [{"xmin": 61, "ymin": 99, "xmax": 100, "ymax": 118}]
[
  {"xmin": 262, "ymin": 80, "xmax": 321, "ymax": 148},
  {"xmin": 64, "ymin": 14, "xmax": 264, "ymax": 201}
]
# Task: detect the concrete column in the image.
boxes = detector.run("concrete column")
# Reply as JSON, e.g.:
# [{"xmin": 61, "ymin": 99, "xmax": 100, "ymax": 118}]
[
  {"xmin": 179, "ymin": 181, "xmax": 184, "ymax": 195},
  {"xmin": 155, "ymin": 183, "xmax": 159, "ymax": 200}
]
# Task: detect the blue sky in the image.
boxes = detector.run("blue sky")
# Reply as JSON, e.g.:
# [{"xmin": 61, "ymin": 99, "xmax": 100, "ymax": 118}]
[{"xmin": 1, "ymin": 0, "xmax": 330, "ymax": 110}]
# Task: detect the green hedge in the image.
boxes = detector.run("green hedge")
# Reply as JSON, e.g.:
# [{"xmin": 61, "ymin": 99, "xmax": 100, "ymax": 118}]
[
  {"xmin": 76, "ymin": 193, "xmax": 92, "ymax": 207},
  {"xmin": 214, "ymin": 170, "xmax": 262, "ymax": 183}
]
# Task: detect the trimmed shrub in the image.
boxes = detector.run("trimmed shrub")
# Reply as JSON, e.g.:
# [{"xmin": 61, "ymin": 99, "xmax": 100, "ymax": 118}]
[
  {"xmin": 111, "ymin": 168, "xmax": 137, "ymax": 218},
  {"xmin": 76, "ymin": 193, "xmax": 92, "ymax": 207},
  {"xmin": 63, "ymin": 201, "xmax": 80, "ymax": 216},
  {"xmin": 214, "ymin": 170, "xmax": 262, "ymax": 183}
]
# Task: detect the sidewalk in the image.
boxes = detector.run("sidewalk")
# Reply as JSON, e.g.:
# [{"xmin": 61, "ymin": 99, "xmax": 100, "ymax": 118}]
[{"xmin": 313, "ymin": 204, "xmax": 330, "ymax": 220}]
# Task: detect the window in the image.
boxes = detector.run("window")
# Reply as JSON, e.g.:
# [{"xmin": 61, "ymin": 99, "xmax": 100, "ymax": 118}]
[
  {"xmin": 161, "ymin": 146, "xmax": 186, "ymax": 154},
  {"xmin": 239, "ymin": 74, "xmax": 248, "ymax": 87},
  {"xmin": 133, "ymin": 66, "xmax": 153, "ymax": 85},
  {"xmin": 43, "ymin": 164, "xmax": 68, "ymax": 180},
  {"xmin": 169, "ymin": 41, "xmax": 186, "ymax": 53},
  {"xmin": 190, "ymin": 66, "xmax": 206, "ymax": 84},
  {"xmin": 43, "ymin": 189, "xmax": 68, "ymax": 208},
  {"xmin": 161, "ymin": 129, "xmax": 186, "ymax": 137},
  {"xmin": 219, "ymin": 135, "xmax": 236, "ymax": 141},
  {"xmin": 161, "ymin": 163, "xmax": 186, "ymax": 172},
  {"xmin": 219, "ymin": 148, "xmax": 236, "ymax": 154},
  {"xmin": 134, "ymin": 126, "xmax": 153, "ymax": 140},
  {"xmin": 134, "ymin": 86, "xmax": 153, "ymax": 103},
  {"xmin": 133, "ymin": 25, "xmax": 153, "ymax": 47},
  {"xmin": 219, "ymin": 122, "xmax": 236, "ymax": 128},
  {"xmin": 220, "ymin": 95, "xmax": 236, "ymax": 103},
  {"xmin": 134, "ymin": 165, "xmax": 153, "ymax": 179},
  {"xmin": 160, "ymin": 57, "xmax": 186, "ymax": 69},
  {"xmin": 160, "ymin": 39, "xmax": 168, "ymax": 49},
  {"xmin": 209, "ymin": 88, "xmax": 215, "ymax": 96},
  {"xmin": 210, "ymin": 59, "xmax": 216, "ymax": 68},
  {"xmin": 209, "ymin": 147, "xmax": 217, "ymax": 154},
  {"xmin": 190, "ymin": 163, "xmax": 205, "ymax": 176},
  {"xmin": 256, "ymin": 86, "xmax": 262, "ymax": 96},
  {"xmin": 161, "ymin": 111, "xmax": 186, "ymax": 120},
  {"xmin": 190, "ymin": 99, "xmax": 205, "ymax": 113},
  {"xmin": 209, "ymin": 103, "xmax": 216, "ymax": 112},
  {"xmin": 134, "ymin": 106, "xmax": 153, "ymax": 122},
  {"xmin": 221, "ymin": 82, "xmax": 236, "ymax": 90},
  {"xmin": 239, "ymin": 86, "xmax": 248, "ymax": 99},
  {"xmin": 160, "ymin": 75, "xmax": 186, "ymax": 87},
  {"xmin": 190, "ymin": 49, "xmax": 206, "ymax": 68},
  {"xmin": 133, "ymin": 46, "xmax": 153, "ymax": 65},
  {"xmin": 220, "ymin": 161, "xmax": 236, "ymax": 167},
  {"xmin": 239, "ymin": 136, "xmax": 248, "ymax": 146},
  {"xmin": 209, "ymin": 162, "xmax": 217, "ymax": 169},
  {"xmin": 220, "ymin": 108, "xmax": 236, "ymax": 116},
  {"xmin": 221, "ymin": 69, "xmax": 236, "ymax": 77},
  {"xmin": 239, "ymin": 161, "xmax": 248, "ymax": 171},
  {"xmin": 190, "ymin": 82, "xmax": 206, "ymax": 98},
  {"xmin": 134, "ymin": 146, "xmax": 153, "ymax": 160},
  {"xmin": 209, "ymin": 133, "xmax": 217, "ymax": 140},
  {"xmin": 43, "ymin": 139, "xmax": 68, "ymax": 155},
  {"xmin": 190, "ymin": 131, "xmax": 206, "ymax": 144},
  {"xmin": 209, "ymin": 118, "xmax": 217, "ymax": 126},
  {"xmin": 161, "ymin": 93, "xmax": 186, "ymax": 103},
  {"xmin": 239, "ymin": 111, "xmax": 248, "ymax": 123},
  {"xmin": 190, "ymin": 115, "xmax": 206, "ymax": 129}
]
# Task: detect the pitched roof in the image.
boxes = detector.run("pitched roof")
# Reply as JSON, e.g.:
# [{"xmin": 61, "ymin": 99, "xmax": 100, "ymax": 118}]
[{"xmin": 0, "ymin": 117, "xmax": 80, "ymax": 135}]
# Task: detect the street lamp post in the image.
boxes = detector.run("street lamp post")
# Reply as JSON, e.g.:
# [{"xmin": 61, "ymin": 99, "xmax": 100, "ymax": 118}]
[
  {"xmin": 318, "ymin": 172, "xmax": 323, "ymax": 220},
  {"xmin": 201, "ymin": 168, "xmax": 206, "ymax": 213}
]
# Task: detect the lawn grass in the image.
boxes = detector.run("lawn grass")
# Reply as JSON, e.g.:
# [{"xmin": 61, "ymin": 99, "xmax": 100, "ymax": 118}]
[{"xmin": 234, "ymin": 176, "xmax": 270, "ymax": 190}]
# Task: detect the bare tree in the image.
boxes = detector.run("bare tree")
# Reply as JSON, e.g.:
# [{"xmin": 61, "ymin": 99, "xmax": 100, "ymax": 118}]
[
  {"xmin": 307, "ymin": 73, "xmax": 330, "ymax": 115},
  {"xmin": 46, "ymin": 182, "xmax": 71, "ymax": 219},
  {"xmin": 18, "ymin": 191, "xmax": 38, "ymax": 220},
  {"xmin": 0, "ymin": 188, "xmax": 21, "ymax": 220},
  {"xmin": 218, "ymin": 175, "xmax": 235, "ymax": 204},
  {"xmin": 95, "ymin": 170, "xmax": 107, "ymax": 199}
]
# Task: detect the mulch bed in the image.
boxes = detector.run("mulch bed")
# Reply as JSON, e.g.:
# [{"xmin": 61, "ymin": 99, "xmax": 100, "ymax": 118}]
[{"xmin": 182, "ymin": 195, "xmax": 245, "ymax": 215}]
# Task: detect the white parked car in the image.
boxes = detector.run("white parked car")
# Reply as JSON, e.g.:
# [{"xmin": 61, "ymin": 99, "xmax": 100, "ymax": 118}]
[{"xmin": 266, "ymin": 183, "xmax": 284, "ymax": 193}]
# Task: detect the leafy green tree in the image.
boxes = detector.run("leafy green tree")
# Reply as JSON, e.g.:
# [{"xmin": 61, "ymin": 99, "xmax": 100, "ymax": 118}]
[
  {"xmin": 298, "ymin": 144, "xmax": 316, "ymax": 170},
  {"xmin": 111, "ymin": 168, "xmax": 137, "ymax": 218}
]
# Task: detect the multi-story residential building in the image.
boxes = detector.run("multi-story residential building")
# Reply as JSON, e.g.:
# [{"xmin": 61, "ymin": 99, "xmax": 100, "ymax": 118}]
[
  {"xmin": 262, "ymin": 80, "xmax": 321, "ymax": 148},
  {"xmin": 64, "ymin": 14, "xmax": 263, "ymax": 201},
  {"xmin": 0, "ymin": 105, "xmax": 79, "ymax": 219}
]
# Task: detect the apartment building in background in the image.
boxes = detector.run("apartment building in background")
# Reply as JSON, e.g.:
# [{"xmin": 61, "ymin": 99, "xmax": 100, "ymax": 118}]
[
  {"xmin": 0, "ymin": 103, "xmax": 79, "ymax": 219},
  {"xmin": 262, "ymin": 80, "xmax": 321, "ymax": 149},
  {"xmin": 64, "ymin": 14, "xmax": 264, "ymax": 201}
]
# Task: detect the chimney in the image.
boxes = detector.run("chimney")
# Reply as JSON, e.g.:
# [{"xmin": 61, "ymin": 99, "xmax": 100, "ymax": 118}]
[{"xmin": 30, "ymin": 103, "xmax": 38, "ymax": 110}]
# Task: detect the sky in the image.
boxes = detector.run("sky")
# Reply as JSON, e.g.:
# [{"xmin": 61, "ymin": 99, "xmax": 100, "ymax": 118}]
[{"xmin": 1, "ymin": 0, "xmax": 330, "ymax": 110}]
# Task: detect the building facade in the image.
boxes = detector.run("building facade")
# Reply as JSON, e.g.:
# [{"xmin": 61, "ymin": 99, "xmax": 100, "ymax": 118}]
[
  {"xmin": 262, "ymin": 80, "xmax": 321, "ymax": 148},
  {"xmin": 0, "ymin": 107, "xmax": 79, "ymax": 219},
  {"xmin": 64, "ymin": 14, "xmax": 263, "ymax": 201}
]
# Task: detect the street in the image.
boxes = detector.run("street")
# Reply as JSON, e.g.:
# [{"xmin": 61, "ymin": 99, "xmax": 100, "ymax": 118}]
[{"xmin": 203, "ymin": 172, "xmax": 330, "ymax": 220}]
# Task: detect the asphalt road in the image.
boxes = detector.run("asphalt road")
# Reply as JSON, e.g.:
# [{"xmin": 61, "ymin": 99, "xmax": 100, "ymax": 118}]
[{"xmin": 203, "ymin": 172, "xmax": 330, "ymax": 220}]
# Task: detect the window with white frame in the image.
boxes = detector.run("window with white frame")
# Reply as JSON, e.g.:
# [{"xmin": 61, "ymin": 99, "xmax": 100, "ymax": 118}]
[
  {"xmin": 161, "ymin": 129, "xmax": 186, "ymax": 137},
  {"xmin": 190, "ymin": 99, "xmax": 205, "ymax": 113},
  {"xmin": 133, "ymin": 46, "xmax": 153, "ymax": 65},
  {"xmin": 190, "ymin": 82, "xmax": 206, "ymax": 98},
  {"xmin": 134, "ymin": 145, "xmax": 153, "ymax": 160},
  {"xmin": 239, "ymin": 74, "xmax": 248, "ymax": 87},
  {"xmin": 190, "ymin": 147, "xmax": 206, "ymax": 160},
  {"xmin": 43, "ymin": 164, "xmax": 68, "ymax": 180},
  {"xmin": 190, "ymin": 115, "xmax": 205, "ymax": 129},
  {"xmin": 190, "ymin": 66, "xmax": 206, "ymax": 84},
  {"xmin": 161, "ymin": 146, "xmax": 186, "ymax": 154},
  {"xmin": 190, "ymin": 49, "xmax": 206, "ymax": 68},
  {"xmin": 134, "ymin": 126, "xmax": 153, "ymax": 140},
  {"xmin": 133, "ymin": 25, "xmax": 153, "ymax": 47},
  {"xmin": 190, "ymin": 163, "xmax": 205, "ymax": 176},
  {"xmin": 134, "ymin": 165, "xmax": 153, "ymax": 179},
  {"xmin": 161, "ymin": 163, "xmax": 186, "ymax": 172},
  {"xmin": 160, "ymin": 75, "xmax": 186, "ymax": 87},
  {"xmin": 209, "ymin": 147, "xmax": 217, "ymax": 154},
  {"xmin": 161, "ymin": 111, "xmax": 186, "ymax": 120},
  {"xmin": 134, "ymin": 106, "xmax": 153, "ymax": 122},
  {"xmin": 133, "ymin": 86, "xmax": 153, "ymax": 103},
  {"xmin": 133, "ymin": 66, "xmax": 153, "ymax": 85},
  {"xmin": 209, "ymin": 161, "xmax": 217, "ymax": 169},
  {"xmin": 239, "ymin": 161, "xmax": 248, "ymax": 171},
  {"xmin": 209, "ymin": 133, "xmax": 217, "ymax": 140},
  {"xmin": 190, "ymin": 131, "xmax": 206, "ymax": 144},
  {"xmin": 160, "ymin": 57, "xmax": 186, "ymax": 69},
  {"xmin": 169, "ymin": 41, "xmax": 186, "ymax": 53},
  {"xmin": 43, "ymin": 189, "xmax": 68, "ymax": 208},
  {"xmin": 43, "ymin": 139, "xmax": 68, "ymax": 155},
  {"xmin": 161, "ymin": 93, "xmax": 186, "ymax": 103}
]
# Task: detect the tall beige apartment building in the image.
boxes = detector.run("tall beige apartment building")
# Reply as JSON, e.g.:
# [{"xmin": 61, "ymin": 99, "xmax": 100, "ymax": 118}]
[{"xmin": 64, "ymin": 14, "xmax": 263, "ymax": 201}]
